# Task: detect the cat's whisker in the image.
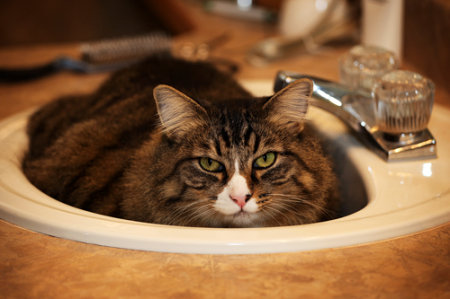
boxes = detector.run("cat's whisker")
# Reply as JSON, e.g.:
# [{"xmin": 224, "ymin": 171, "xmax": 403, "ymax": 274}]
[
  {"xmin": 268, "ymin": 193, "xmax": 328, "ymax": 211},
  {"xmin": 259, "ymin": 203, "xmax": 290, "ymax": 226},
  {"xmin": 185, "ymin": 204, "xmax": 216, "ymax": 226},
  {"xmin": 179, "ymin": 205, "xmax": 210, "ymax": 224},
  {"xmin": 264, "ymin": 206, "xmax": 291, "ymax": 226},
  {"xmin": 286, "ymin": 199, "xmax": 333, "ymax": 220},
  {"xmin": 169, "ymin": 201, "xmax": 205, "ymax": 225},
  {"xmin": 262, "ymin": 193, "xmax": 334, "ymax": 225},
  {"xmin": 169, "ymin": 205, "xmax": 192, "ymax": 221},
  {"xmin": 192, "ymin": 205, "xmax": 214, "ymax": 220}
]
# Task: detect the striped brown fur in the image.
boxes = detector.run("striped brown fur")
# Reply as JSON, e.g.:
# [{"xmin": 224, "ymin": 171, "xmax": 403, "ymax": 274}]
[{"xmin": 22, "ymin": 55, "xmax": 339, "ymax": 227}]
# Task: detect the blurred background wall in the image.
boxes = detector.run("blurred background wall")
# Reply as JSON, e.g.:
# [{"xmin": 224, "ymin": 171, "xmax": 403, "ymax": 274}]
[
  {"xmin": 0, "ymin": 0, "xmax": 197, "ymax": 46},
  {"xmin": 0, "ymin": 0, "xmax": 448, "ymax": 93}
]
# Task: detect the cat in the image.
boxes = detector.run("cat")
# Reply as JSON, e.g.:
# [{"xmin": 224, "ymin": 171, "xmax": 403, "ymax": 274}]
[{"xmin": 22, "ymin": 55, "xmax": 339, "ymax": 228}]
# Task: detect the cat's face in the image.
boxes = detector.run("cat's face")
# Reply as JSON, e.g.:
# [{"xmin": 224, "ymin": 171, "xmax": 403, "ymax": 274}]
[
  {"xmin": 178, "ymin": 118, "xmax": 324, "ymax": 227},
  {"xmin": 124, "ymin": 79, "xmax": 337, "ymax": 227}
]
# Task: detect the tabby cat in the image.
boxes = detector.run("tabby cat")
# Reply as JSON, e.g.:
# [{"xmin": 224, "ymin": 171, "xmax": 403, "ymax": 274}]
[{"xmin": 22, "ymin": 55, "xmax": 339, "ymax": 227}]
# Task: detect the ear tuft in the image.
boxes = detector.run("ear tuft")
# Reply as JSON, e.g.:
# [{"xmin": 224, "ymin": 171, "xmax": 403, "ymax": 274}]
[
  {"xmin": 153, "ymin": 85, "xmax": 207, "ymax": 138},
  {"xmin": 264, "ymin": 78, "xmax": 313, "ymax": 133}
]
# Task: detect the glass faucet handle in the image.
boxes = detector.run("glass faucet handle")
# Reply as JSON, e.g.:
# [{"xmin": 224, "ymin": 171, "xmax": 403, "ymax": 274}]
[
  {"xmin": 372, "ymin": 70, "xmax": 435, "ymax": 136},
  {"xmin": 339, "ymin": 45, "xmax": 398, "ymax": 92}
]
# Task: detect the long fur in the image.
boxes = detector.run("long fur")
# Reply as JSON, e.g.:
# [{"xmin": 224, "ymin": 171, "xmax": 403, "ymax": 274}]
[{"xmin": 22, "ymin": 55, "xmax": 339, "ymax": 227}]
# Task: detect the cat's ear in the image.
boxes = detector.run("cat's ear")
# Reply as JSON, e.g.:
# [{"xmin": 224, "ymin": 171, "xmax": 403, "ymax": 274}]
[
  {"xmin": 153, "ymin": 84, "xmax": 208, "ymax": 138},
  {"xmin": 263, "ymin": 78, "xmax": 313, "ymax": 133}
]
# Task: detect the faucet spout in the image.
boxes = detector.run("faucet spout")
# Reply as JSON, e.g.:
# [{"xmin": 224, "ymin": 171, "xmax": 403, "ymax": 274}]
[{"xmin": 274, "ymin": 71, "xmax": 437, "ymax": 161}]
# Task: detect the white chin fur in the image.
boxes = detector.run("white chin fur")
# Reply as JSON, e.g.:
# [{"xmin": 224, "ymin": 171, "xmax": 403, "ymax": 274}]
[{"xmin": 228, "ymin": 211, "xmax": 260, "ymax": 227}]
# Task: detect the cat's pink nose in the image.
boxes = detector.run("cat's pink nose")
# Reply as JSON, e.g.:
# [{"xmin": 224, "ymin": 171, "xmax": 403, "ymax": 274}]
[{"xmin": 230, "ymin": 194, "xmax": 251, "ymax": 208}]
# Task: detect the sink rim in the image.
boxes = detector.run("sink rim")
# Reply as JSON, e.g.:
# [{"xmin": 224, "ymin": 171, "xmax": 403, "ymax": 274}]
[{"xmin": 0, "ymin": 81, "xmax": 449, "ymax": 254}]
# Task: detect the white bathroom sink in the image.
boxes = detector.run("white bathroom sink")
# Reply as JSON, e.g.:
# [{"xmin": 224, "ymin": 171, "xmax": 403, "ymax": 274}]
[{"xmin": 0, "ymin": 80, "xmax": 449, "ymax": 254}]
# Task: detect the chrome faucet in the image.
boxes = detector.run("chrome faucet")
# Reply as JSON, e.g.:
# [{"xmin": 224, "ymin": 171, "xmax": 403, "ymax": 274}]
[{"xmin": 274, "ymin": 70, "xmax": 437, "ymax": 161}]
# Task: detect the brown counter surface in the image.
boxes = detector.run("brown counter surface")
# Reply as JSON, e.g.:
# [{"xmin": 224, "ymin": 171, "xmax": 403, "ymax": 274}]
[
  {"xmin": 1, "ymin": 2, "xmax": 449, "ymax": 298},
  {"xmin": 0, "ymin": 220, "xmax": 448, "ymax": 298}
]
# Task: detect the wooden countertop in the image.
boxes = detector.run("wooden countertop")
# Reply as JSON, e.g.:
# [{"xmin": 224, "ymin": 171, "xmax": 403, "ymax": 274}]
[{"xmin": 1, "ymin": 1, "xmax": 449, "ymax": 298}]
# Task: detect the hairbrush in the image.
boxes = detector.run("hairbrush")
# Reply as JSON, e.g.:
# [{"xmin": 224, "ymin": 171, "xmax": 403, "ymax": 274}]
[{"xmin": 0, "ymin": 32, "xmax": 171, "ymax": 82}]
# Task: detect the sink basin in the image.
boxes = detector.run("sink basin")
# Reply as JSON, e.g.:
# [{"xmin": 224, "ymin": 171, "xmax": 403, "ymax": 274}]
[{"xmin": 0, "ymin": 80, "xmax": 449, "ymax": 254}]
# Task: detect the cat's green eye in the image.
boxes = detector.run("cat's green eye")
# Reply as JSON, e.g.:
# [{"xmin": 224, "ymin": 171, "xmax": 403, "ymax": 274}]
[
  {"xmin": 253, "ymin": 152, "xmax": 277, "ymax": 169},
  {"xmin": 199, "ymin": 157, "xmax": 224, "ymax": 172}
]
